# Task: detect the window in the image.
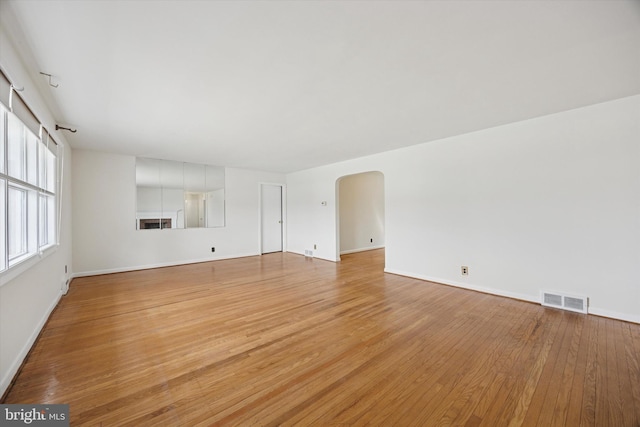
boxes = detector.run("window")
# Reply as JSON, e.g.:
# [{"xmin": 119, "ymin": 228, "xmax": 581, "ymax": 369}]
[
  {"xmin": 0, "ymin": 101, "xmax": 58, "ymax": 274},
  {"xmin": 8, "ymin": 185, "xmax": 28, "ymax": 259}
]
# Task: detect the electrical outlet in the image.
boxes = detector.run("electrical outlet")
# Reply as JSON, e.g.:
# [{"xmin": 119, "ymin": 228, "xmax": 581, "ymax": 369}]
[
  {"xmin": 461, "ymin": 266, "xmax": 469, "ymax": 275},
  {"xmin": 211, "ymin": 247, "xmax": 215, "ymax": 252},
  {"xmin": 313, "ymin": 244, "xmax": 317, "ymax": 250},
  {"xmin": 370, "ymin": 238, "xmax": 373, "ymax": 243},
  {"xmin": 65, "ymin": 265, "xmax": 67, "ymax": 274}
]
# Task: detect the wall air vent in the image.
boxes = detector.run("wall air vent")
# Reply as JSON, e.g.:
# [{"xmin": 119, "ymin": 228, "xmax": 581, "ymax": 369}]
[
  {"xmin": 541, "ymin": 291, "xmax": 588, "ymax": 314},
  {"xmin": 544, "ymin": 293, "xmax": 562, "ymax": 307},
  {"xmin": 304, "ymin": 249, "xmax": 314, "ymax": 258}
]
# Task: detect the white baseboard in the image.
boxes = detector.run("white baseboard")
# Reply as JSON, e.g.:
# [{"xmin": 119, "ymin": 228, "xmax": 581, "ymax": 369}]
[
  {"xmin": 285, "ymin": 250, "xmax": 339, "ymax": 262},
  {"xmin": 1, "ymin": 290, "xmax": 63, "ymax": 397},
  {"xmin": 72, "ymin": 252, "xmax": 260, "ymax": 278},
  {"xmin": 314, "ymin": 255, "xmax": 339, "ymax": 262},
  {"xmin": 589, "ymin": 307, "xmax": 640, "ymax": 325},
  {"xmin": 340, "ymin": 245, "xmax": 385, "ymax": 255},
  {"xmin": 383, "ymin": 268, "xmax": 639, "ymax": 324},
  {"xmin": 384, "ymin": 268, "xmax": 538, "ymax": 305}
]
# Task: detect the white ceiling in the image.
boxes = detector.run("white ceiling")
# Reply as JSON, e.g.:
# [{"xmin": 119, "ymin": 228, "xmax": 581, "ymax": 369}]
[{"xmin": 1, "ymin": 0, "xmax": 639, "ymax": 173}]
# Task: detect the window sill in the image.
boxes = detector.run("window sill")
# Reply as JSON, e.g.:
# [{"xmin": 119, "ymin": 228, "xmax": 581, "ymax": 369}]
[{"xmin": 0, "ymin": 244, "xmax": 58, "ymax": 287}]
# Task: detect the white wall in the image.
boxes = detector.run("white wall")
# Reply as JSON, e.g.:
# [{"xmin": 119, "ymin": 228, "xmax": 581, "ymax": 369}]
[
  {"xmin": 0, "ymin": 29, "xmax": 74, "ymax": 396},
  {"xmin": 339, "ymin": 171, "xmax": 385, "ymax": 254},
  {"xmin": 207, "ymin": 189, "xmax": 225, "ymax": 227},
  {"xmin": 72, "ymin": 149, "xmax": 285, "ymax": 275},
  {"xmin": 287, "ymin": 95, "xmax": 640, "ymax": 323}
]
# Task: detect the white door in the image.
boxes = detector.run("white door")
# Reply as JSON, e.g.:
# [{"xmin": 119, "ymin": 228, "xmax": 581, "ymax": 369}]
[{"xmin": 261, "ymin": 184, "xmax": 283, "ymax": 253}]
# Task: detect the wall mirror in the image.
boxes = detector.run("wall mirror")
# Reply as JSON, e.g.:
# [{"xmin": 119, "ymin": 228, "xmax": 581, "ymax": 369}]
[{"xmin": 136, "ymin": 158, "xmax": 225, "ymax": 229}]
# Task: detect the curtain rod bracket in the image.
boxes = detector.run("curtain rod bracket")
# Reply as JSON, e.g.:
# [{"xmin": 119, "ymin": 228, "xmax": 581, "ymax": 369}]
[
  {"xmin": 39, "ymin": 72, "xmax": 59, "ymax": 88},
  {"xmin": 56, "ymin": 124, "xmax": 77, "ymax": 133}
]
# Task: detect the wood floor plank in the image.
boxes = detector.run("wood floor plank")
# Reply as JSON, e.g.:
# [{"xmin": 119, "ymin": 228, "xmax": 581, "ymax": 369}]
[
  {"xmin": 563, "ymin": 314, "xmax": 592, "ymax": 426},
  {"xmin": 474, "ymin": 309, "xmax": 553, "ymax": 427},
  {"xmin": 281, "ymin": 284, "xmax": 477, "ymax": 426},
  {"xmin": 407, "ymin": 298, "xmax": 531, "ymax": 427},
  {"xmin": 531, "ymin": 311, "xmax": 576, "ymax": 427},
  {"xmin": 614, "ymin": 320, "xmax": 638, "ymax": 427},
  {"xmin": 333, "ymin": 300, "xmax": 478, "ymax": 424},
  {"xmin": 447, "ymin": 310, "xmax": 546, "ymax": 426},
  {"xmin": 622, "ymin": 322, "xmax": 640, "ymax": 426},
  {"xmin": 580, "ymin": 315, "xmax": 600, "ymax": 427},
  {"xmin": 594, "ymin": 316, "xmax": 610, "ymax": 427},
  {"xmin": 368, "ymin": 297, "xmax": 501, "ymax": 425},
  {"xmin": 2, "ymin": 249, "xmax": 639, "ymax": 426},
  {"xmin": 548, "ymin": 314, "xmax": 583, "ymax": 426},
  {"xmin": 488, "ymin": 308, "xmax": 564, "ymax": 426},
  {"xmin": 243, "ymin": 282, "xmax": 481, "ymax": 425},
  {"xmin": 605, "ymin": 318, "xmax": 628, "ymax": 427}
]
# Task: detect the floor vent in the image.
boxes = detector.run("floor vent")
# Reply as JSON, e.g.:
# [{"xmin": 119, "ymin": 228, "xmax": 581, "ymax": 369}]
[
  {"xmin": 541, "ymin": 291, "xmax": 588, "ymax": 314},
  {"xmin": 304, "ymin": 249, "xmax": 314, "ymax": 257}
]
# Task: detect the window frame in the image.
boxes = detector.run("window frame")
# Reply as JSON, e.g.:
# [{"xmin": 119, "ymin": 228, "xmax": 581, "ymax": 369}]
[{"xmin": 0, "ymin": 102, "xmax": 59, "ymax": 285}]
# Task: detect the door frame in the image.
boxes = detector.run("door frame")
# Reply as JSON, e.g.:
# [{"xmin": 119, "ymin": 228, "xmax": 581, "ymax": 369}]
[{"xmin": 259, "ymin": 183, "xmax": 287, "ymax": 254}]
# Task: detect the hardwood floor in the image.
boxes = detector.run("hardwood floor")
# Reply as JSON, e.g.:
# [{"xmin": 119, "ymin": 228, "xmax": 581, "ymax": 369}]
[{"xmin": 3, "ymin": 249, "xmax": 640, "ymax": 426}]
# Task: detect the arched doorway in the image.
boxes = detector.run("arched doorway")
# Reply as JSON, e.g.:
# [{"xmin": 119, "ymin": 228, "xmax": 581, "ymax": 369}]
[{"xmin": 336, "ymin": 171, "xmax": 385, "ymax": 260}]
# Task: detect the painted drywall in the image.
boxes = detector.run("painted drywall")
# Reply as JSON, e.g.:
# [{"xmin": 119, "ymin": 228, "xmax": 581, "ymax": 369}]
[
  {"xmin": 0, "ymin": 29, "xmax": 74, "ymax": 396},
  {"xmin": 207, "ymin": 189, "xmax": 225, "ymax": 227},
  {"xmin": 72, "ymin": 150, "xmax": 286, "ymax": 275},
  {"xmin": 338, "ymin": 171, "xmax": 385, "ymax": 254},
  {"xmin": 286, "ymin": 95, "xmax": 640, "ymax": 323}
]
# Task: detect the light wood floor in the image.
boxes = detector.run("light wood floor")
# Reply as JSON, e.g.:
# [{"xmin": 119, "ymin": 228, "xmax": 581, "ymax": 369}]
[{"xmin": 3, "ymin": 250, "xmax": 640, "ymax": 426}]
